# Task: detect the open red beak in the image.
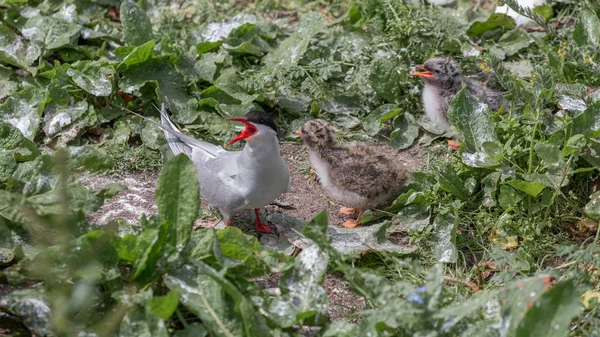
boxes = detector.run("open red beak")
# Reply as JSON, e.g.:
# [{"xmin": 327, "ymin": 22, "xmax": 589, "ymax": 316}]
[
  {"xmin": 226, "ymin": 117, "xmax": 258, "ymax": 147},
  {"xmin": 410, "ymin": 65, "xmax": 434, "ymax": 79}
]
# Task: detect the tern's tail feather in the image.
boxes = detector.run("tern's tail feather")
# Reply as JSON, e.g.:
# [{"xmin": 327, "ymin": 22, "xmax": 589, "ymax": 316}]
[{"xmin": 159, "ymin": 105, "xmax": 192, "ymax": 157}]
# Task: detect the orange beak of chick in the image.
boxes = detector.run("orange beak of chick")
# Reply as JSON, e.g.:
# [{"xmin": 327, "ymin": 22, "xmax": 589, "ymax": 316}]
[
  {"xmin": 294, "ymin": 130, "xmax": 303, "ymax": 136},
  {"xmin": 410, "ymin": 65, "xmax": 435, "ymax": 79}
]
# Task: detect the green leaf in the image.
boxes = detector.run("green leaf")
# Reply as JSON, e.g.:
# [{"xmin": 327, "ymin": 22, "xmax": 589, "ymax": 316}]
[
  {"xmin": 369, "ymin": 56, "xmax": 406, "ymax": 103},
  {"xmin": 467, "ymin": 13, "xmax": 515, "ymax": 37},
  {"xmin": 573, "ymin": 9, "xmax": 600, "ymax": 48},
  {"xmin": 0, "ymin": 289, "xmax": 51, "ymax": 336},
  {"xmin": 390, "ymin": 112, "xmax": 418, "ymax": 149},
  {"xmin": 0, "ymin": 87, "xmax": 46, "ymax": 140},
  {"xmin": 214, "ymin": 72, "xmax": 259, "ymax": 106},
  {"xmin": 216, "ymin": 227, "xmax": 264, "ymax": 260},
  {"xmin": 264, "ymin": 12, "xmax": 322, "ymax": 68},
  {"xmin": 516, "ymin": 280, "xmax": 582, "ymax": 337},
  {"xmin": 268, "ymin": 244, "xmax": 329, "ymax": 327},
  {"xmin": 0, "ymin": 152, "xmax": 17, "ymax": 182},
  {"xmin": 534, "ymin": 142, "xmax": 564, "ymax": 169},
  {"xmin": 0, "ymin": 121, "xmax": 40, "ymax": 161},
  {"xmin": 391, "ymin": 203, "xmax": 431, "ymax": 231},
  {"xmin": 585, "ymin": 191, "xmax": 600, "ymax": 221},
  {"xmin": 0, "ymin": 24, "xmax": 41, "ymax": 70},
  {"xmin": 146, "ymin": 291, "xmax": 180, "ymax": 320},
  {"xmin": 507, "ymin": 180, "xmax": 546, "ymax": 197},
  {"xmin": 120, "ymin": 0, "xmax": 154, "ymax": 46},
  {"xmin": 66, "ymin": 60, "xmax": 114, "ymax": 96},
  {"xmin": 498, "ymin": 185, "xmax": 523, "ymax": 209},
  {"xmin": 572, "ymin": 101, "xmax": 600, "ymax": 137},
  {"xmin": 532, "ymin": 5, "xmax": 553, "ymax": 21},
  {"xmin": 116, "ymin": 40, "xmax": 156, "ymax": 71},
  {"xmin": 196, "ymin": 51, "xmax": 227, "ymax": 83},
  {"xmin": 22, "ymin": 16, "xmax": 81, "ymax": 50},
  {"xmin": 157, "ymin": 154, "xmax": 199, "ymax": 252},
  {"xmin": 120, "ymin": 307, "xmax": 169, "ymax": 337},
  {"xmin": 447, "ymin": 87, "xmax": 497, "ymax": 154},
  {"xmin": 434, "ymin": 162, "xmax": 472, "ymax": 201},
  {"xmin": 482, "ymin": 172, "xmax": 501, "ymax": 207},
  {"xmin": 120, "ymin": 57, "xmax": 198, "ymax": 124},
  {"xmin": 432, "ymin": 210, "xmax": 459, "ymax": 263},
  {"xmin": 362, "ymin": 105, "xmax": 400, "ymax": 136},
  {"xmin": 497, "ymin": 28, "xmax": 531, "ymax": 57},
  {"xmin": 197, "ymin": 41, "xmax": 222, "ymax": 56}
]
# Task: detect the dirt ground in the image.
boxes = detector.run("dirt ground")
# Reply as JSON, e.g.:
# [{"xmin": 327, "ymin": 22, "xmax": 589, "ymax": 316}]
[{"xmin": 80, "ymin": 142, "xmax": 421, "ymax": 325}]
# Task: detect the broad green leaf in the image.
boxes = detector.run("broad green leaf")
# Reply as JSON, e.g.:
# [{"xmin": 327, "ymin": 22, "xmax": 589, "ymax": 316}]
[
  {"xmin": 572, "ymin": 101, "xmax": 600, "ymax": 137},
  {"xmin": 507, "ymin": 180, "xmax": 546, "ymax": 197},
  {"xmin": 391, "ymin": 203, "xmax": 431, "ymax": 232},
  {"xmin": 22, "ymin": 16, "xmax": 81, "ymax": 50},
  {"xmin": 0, "ymin": 121, "xmax": 40, "ymax": 161},
  {"xmin": 434, "ymin": 162, "xmax": 472, "ymax": 201},
  {"xmin": 197, "ymin": 41, "xmax": 222, "ymax": 56},
  {"xmin": 573, "ymin": 9, "xmax": 600, "ymax": 48},
  {"xmin": 120, "ymin": 0, "xmax": 154, "ymax": 46},
  {"xmin": 302, "ymin": 210, "xmax": 336, "ymax": 256},
  {"xmin": 157, "ymin": 154, "xmax": 199, "ymax": 252},
  {"xmin": 26, "ymin": 183, "xmax": 107, "ymax": 215},
  {"xmin": 467, "ymin": 13, "xmax": 515, "ymax": 37},
  {"xmin": 268, "ymin": 244, "xmax": 328, "ymax": 327},
  {"xmin": 214, "ymin": 72, "xmax": 259, "ymax": 106},
  {"xmin": 66, "ymin": 60, "xmax": 113, "ymax": 96},
  {"xmin": 0, "ymin": 289, "xmax": 51, "ymax": 336},
  {"xmin": 498, "ymin": 28, "xmax": 531, "ymax": 57},
  {"xmin": 196, "ymin": 51, "xmax": 227, "ymax": 83},
  {"xmin": 532, "ymin": 5, "xmax": 553, "ymax": 21},
  {"xmin": 498, "ymin": 185, "xmax": 523, "ymax": 209},
  {"xmin": 64, "ymin": 146, "xmax": 113, "ymax": 172},
  {"xmin": 534, "ymin": 142, "xmax": 564, "ymax": 170},
  {"xmin": 390, "ymin": 112, "xmax": 418, "ymax": 149},
  {"xmin": 216, "ymin": 227, "xmax": 263, "ymax": 260},
  {"xmin": 0, "ymin": 87, "xmax": 46, "ymax": 140},
  {"xmin": 516, "ymin": 280, "xmax": 581, "ymax": 337},
  {"xmin": 0, "ymin": 152, "xmax": 17, "ymax": 182},
  {"xmin": 263, "ymin": 12, "xmax": 322, "ymax": 68},
  {"xmin": 120, "ymin": 307, "xmax": 169, "ymax": 337},
  {"xmin": 146, "ymin": 291, "xmax": 180, "ymax": 320},
  {"xmin": 116, "ymin": 40, "xmax": 156, "ymax": 71},
  {"xmin": 120, "ymin": 57, "xmax": 198, "ymax": 124},
  {"xmin": 447, "ymin": 88, "xmax": 497, "ymax": 154},
  {"xmin": 0, "ymin": 24, "xmax": 41, "ymax": 70},
  {"xmin": 585, "ymin": 191, "xmax": 600, "ymax": 221},
  {"xmin": 326, "ymin": 221, "xmax": 416, "ymax": 255},
  {"xmin": 131, "ymin": 222, "xmax": 176, "ymax": 284},
  {"xmin": 362, "ymin": 104, "xmax": 400, "ymax": 136},
  {"xmin": 482, "ymin": 172, "xmax": 501, "ymax": 207},
  {"xmin": 369, "ymin": 56, "xmax": 406, "ymax": 103},
  {"xmin": 432, "ymin": 211, "xmax": 459, "ymax": 263}
]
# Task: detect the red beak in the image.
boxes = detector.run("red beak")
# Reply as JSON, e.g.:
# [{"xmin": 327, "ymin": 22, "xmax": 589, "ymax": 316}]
[
  {"xmin": 225, "ymin": 117, "xmax": 258, "ymax": 147},
  {"xmin": 411, "ymin": 65, "xmax": 434, "ymax": 79},
  {"xmin": 294, "ymin": 130, "xmax": 303, "ymax": 136}
]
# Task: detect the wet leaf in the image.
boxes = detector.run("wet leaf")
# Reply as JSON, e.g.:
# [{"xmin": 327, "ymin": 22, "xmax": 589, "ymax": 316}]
[
  {"xmin": 467, "ymin": 13, "xmax": 515, "ymax": 37},
  {"xmin": 156, "ymin": 154, "xmax": 199, "ymax": 252},
  {"xmin": 0, "ymin": 87, "xmax": 46, "ymax": 140},
  {"xmin": 482, "ymin": 172, "xmax": 501, "ymax": 207},
  {"xmin": 264, "ymin": 12, "xmax": 322, "ymax": 68},
  {"xmin": 119, "ymin": 307, "xmax": 169, "ymax": 337},
  {"xmin": 498, "ymin": 185, "xmax": 523, "ymax": 209},
  {"xmin": 22, "ymin": 15, "xmax": 81, "ymax": 50},
  {"xmin": 391, "ymin": 203, "xmax": 431, "ymax": 232},
  {"xmin": 116, "ymin": 40, "xmax": 156, "ymax": 71},
  {"xmin": 390, "ymin": 112, "xmax": 418, "ymax": 149},
  {"xmin": 268, "ymin": 244, "xmax": 328, "ymax": 327},
  {"xmin": 585, "ymin": 191, "xmax": 600, "ymax": 221},
  {"xmin": 326, "ymin": 221, "xmax": 416, "ymax": 255},
  {"xmin": 0, "ymin": 121, "xmax": 40, "ymax": 162},
  {"xmin": 573, "ymin": 9, "xmax": 600, "ymax": 48},
  {"xmin": 432, "ymin": 211, "xmax": 459, "ymax": 263},
  {"xmin": 0, "ymin": 289, "xmax": 51, "ymax": 336},
  {"xmin": 447, "ymin": 87, "xmax": 497, "ymax": 154},
  {"xmin": 498, "ymin": 28, "xmax": 531, "ymax": 57},
  {"xmin": 217, "ymin": 226, "xmax": 264, "ymax": 260},
  {"xmin": 65, "ymin": 61, "xmax": 113, "ymax": 96},
  {"xmin": 369, "ymin": 56, "xmax": 406, "ymax": 103},
  {"xmin": 120, "ymin": 0, "xmax": 154, "ymax": 46},
  {"xmin": 0, "ymin": 24, "xmax": 42, "ymax": 70},
  {"xmin": 572, "ymin": 101, "xmax": 600, "ymax": 137},
  {"xmin": 516, "ymin": 280, "xmax": 581, "ymax": 337}
]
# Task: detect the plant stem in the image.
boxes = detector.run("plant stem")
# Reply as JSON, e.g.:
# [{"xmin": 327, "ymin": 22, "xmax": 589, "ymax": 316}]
[
  {"xmin": 542, "ymin": 155, "xmax": 573, "ymax": 225},
  {"xmin": 527, "ymin": 112, "xmax": 540, "ymax": 174}
]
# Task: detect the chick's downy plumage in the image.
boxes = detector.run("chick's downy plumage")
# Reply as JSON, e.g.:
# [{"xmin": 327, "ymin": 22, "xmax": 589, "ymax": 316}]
[
  {"xmin": 298, "ymin": 120, "xmax": 410, "ymax": 227},
  {"xmin": 413, "ymin": 57, "xmax": 507, "ymax": 132}
]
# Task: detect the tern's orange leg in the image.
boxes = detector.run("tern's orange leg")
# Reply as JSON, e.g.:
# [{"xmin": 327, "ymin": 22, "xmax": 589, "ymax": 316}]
[
  {"xmin": 339, "ymin": 207, "xmax": 356, "ymax": 215},
  {"xmin": 254, "ymin": 208, "xmax": 272, "ymax": 233},
  {"xmin": 226, "ymin": 219, "xmax": 232, "ymax": 227},
  {"xmin": 342, "ymin": 208, "xmax": 365, "ymax": 228},
  {"xmin": 448, "ymin": 140, "xmax": 460, "ymax": 150}
]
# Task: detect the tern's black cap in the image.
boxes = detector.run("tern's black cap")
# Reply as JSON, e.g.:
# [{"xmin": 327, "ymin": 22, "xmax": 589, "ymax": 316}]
[{"xmin": 245, "ymin": 111, "xmax": 278, "ymax": 133}]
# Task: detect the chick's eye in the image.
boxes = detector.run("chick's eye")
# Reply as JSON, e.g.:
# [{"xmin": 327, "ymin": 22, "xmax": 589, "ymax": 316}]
[
  {"xmin": 260, "ymin": 118, "xmax": 265, "ymax": 123},
  {"xmin": 434, "ymin": 69, "xmax": 440, "ymax": 73}
]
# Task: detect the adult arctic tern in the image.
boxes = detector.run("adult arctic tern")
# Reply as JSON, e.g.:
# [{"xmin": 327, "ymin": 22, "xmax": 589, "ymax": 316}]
[{"xmin": 124, "ymin": 103, "xmax": 291, "ymax": 233}]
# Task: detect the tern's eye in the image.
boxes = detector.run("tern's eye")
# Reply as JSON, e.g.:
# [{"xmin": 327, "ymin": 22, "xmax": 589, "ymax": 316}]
[
  {"xmin": 260, "ymin": 118, "xmax": 265, "ymax": 124},
  {"xmin": 434, "ymin": 69, "xmax": 440, "ymax": 74}
]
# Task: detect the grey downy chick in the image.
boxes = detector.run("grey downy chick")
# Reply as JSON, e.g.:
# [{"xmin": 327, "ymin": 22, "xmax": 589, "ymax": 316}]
[
  {"xmin": 411, "ymin": 57, "xmax": 508, "ymax": 133},
  {"xmin": 295, "ymin": 120, "xmax": 411, "ymax": 228}
]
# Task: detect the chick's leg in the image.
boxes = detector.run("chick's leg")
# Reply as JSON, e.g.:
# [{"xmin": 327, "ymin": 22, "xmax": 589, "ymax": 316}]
[
  {"xmin": 342, "ymin": 208, "xmax": 365, "ymax": 228},
  {"xmin": 339, "ymin": 207, "xmax": 356, "ymax": 215}
]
